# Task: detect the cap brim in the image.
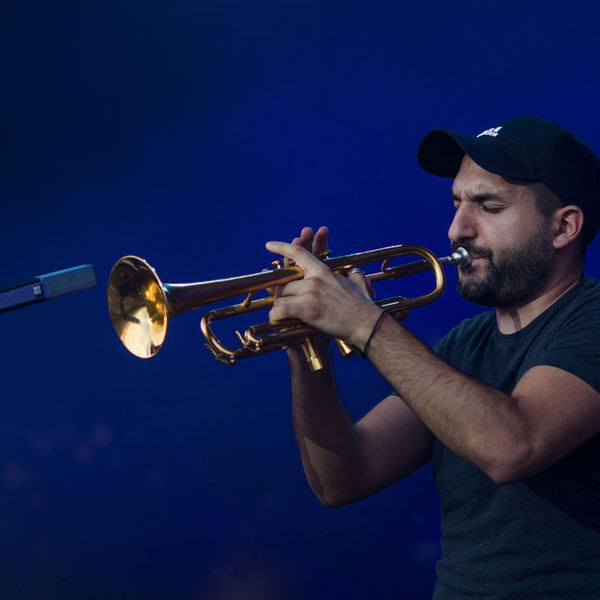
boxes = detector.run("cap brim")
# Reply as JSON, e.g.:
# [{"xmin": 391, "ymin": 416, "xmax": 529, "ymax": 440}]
[{"xmin": 417, "ymin": 129, "xmax": 540, "ymax": 181}]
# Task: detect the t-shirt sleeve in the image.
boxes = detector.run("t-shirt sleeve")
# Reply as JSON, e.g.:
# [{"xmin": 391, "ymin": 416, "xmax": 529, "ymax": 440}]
[{"xmin": 532, "ymin": 298, "xmax": 600, "ymax": 394}]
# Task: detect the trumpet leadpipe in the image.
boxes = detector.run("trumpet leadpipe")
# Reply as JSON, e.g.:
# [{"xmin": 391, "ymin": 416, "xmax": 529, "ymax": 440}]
[{"xmin": 366, "ymin": 246, "xmax": 470, "ymax": 282}]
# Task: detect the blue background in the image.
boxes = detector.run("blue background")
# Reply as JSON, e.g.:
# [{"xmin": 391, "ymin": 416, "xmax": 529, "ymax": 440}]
[{"xmin": 2, "ymin": 1, "xmax": 600, "ymax": 598}]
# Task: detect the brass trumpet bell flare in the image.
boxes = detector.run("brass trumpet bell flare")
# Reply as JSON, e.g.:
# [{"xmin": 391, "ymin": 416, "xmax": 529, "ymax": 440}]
[{"xmin": 107, "ymin": 256, "xmax": 169, "ymax": 359}]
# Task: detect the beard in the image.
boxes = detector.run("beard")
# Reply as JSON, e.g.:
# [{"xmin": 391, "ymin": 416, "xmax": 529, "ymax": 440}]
[{"xmin": 452, "ymin": 224, "xmax": 553, "ymax": 309}]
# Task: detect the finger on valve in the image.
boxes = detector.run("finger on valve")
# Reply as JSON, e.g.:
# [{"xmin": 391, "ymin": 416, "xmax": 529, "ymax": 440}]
[
  {"xmin": 284, "ymin": 226, "xmax": 329, "ymax": 267},
  {"xmin": 284, "ymin": 227, "xmax": 314, "ymax": 267},
  {"xmin": 312, "ymin": 226, "xmax": 329, "ymax": 257}
]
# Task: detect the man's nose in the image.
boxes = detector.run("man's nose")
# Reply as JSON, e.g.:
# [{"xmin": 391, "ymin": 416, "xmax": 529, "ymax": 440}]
[{"xmin": 448, "ymin": 204, "xmax": 477, "ymax": 242}]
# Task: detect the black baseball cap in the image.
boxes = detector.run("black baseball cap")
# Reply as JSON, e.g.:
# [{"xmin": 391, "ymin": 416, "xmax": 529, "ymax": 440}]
[{"xmin": 417, "ymin": 115, "xmax": 600, "ymax": 244}]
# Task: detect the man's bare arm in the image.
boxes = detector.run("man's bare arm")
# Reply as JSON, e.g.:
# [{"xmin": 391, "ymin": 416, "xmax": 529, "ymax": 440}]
[
  {"xmin": 366, "ymin": 315, "xmax": 600, "ymax": 484},
  {"xmin": 288, "ymin": 344, "xmax": 432, "ymax": 507},
  {"xmin": 268, "ymin": 240, "xmax": 600, "ymax": 485},
  {"xmin": 281, "ymin": 227, "xmax": 432, "ymax": 506}
]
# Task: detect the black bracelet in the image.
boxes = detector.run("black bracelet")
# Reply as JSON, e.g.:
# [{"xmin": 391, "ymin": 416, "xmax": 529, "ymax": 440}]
[{"xmin": 360, "ymin": 310, "xmax": 389, "ymax": 360}]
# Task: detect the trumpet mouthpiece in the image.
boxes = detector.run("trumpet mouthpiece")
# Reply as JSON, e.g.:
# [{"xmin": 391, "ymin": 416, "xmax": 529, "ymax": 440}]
[{"xmin": 451, "ymin": 247, "xmax": 470, "ymax": 267}]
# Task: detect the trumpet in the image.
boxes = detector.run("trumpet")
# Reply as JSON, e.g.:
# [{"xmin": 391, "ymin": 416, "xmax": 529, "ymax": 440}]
[{"xmin": 107, "ymin": 244, "xmax": 469, "ymax": 371}]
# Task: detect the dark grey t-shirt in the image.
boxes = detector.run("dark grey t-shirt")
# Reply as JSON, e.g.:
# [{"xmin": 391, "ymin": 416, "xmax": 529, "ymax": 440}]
[{"xmin": 432, "ymin": 276, "xmax": 600, "ymax": 599}]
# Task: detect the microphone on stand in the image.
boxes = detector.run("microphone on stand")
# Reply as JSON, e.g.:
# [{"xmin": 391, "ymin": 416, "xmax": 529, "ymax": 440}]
[{"xmin": 0, "ymin": 264, "xmax": 96, "ymax": 313}]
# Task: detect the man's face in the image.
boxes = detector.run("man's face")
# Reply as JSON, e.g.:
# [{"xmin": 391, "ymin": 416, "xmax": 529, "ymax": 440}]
[{"xmin": 449, "ymin": 156, "xmax": 554, "ymax": 309}]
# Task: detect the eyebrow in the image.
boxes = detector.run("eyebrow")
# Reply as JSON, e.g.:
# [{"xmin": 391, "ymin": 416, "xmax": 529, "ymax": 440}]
[{"xmin": 450, "ymin": 191, "xmax": 505, "ymax": 203}]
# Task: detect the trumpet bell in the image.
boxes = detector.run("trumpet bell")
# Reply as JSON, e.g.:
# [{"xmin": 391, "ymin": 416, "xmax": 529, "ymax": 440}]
[{"xmin": 107, "ymin": 256, "xmax": 169, "ymax": 359}]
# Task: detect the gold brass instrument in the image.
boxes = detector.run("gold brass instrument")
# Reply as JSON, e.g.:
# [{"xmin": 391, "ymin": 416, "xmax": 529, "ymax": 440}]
[{"xmin": 107, "ymin": 244, "xmax": 469, "ymax": 370}]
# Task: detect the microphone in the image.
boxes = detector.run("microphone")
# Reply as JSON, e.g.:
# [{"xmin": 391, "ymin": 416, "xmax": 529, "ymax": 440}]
[{"xmin": 0, "ymin": 265, "xmax": 96, "ymax": 313}]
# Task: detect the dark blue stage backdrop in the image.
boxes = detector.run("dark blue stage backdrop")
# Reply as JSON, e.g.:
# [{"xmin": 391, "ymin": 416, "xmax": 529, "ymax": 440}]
[{"xmin": 2, "ymin": 1, "xmax": 600, "ymax": 598}]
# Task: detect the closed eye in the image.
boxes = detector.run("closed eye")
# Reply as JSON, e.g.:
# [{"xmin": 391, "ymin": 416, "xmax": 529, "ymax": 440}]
[{"xmin": 481, "ymin": 205, "xmax": 502, "ymax": 214}]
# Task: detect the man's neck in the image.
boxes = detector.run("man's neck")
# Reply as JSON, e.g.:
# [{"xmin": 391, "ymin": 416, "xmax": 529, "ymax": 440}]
[{"xmin": 495, "ymin": 269, "xmax": 583, "ymax": 334}]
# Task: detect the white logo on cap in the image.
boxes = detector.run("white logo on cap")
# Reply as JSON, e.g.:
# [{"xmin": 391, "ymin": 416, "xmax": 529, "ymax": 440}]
[{"xmin": 477, "ymin": 126, "xmax": 502, "ymax": 138}]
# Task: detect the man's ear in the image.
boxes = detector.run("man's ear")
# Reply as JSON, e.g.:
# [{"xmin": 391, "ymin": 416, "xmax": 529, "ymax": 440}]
[{"xmin": 552, "ymin": 205, "xmax": 584, "ymax": 250}]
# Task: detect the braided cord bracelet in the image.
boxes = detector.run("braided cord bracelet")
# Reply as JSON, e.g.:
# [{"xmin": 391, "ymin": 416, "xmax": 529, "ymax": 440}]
[{"xmin": 360, "ymin": 309, "xmax": 389, "ymax": 360}]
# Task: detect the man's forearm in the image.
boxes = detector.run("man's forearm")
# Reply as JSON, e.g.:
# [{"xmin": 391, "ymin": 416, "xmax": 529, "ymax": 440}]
[
  {"xmin": 364, "ymin": 314, "xmax": 530, "ymax": 482},
  {"xmin": 287, "ymin": 343, "xmax": 369, "ymax": 506}
]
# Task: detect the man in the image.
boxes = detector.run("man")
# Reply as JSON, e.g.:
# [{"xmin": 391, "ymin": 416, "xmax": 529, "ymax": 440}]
[{"xmin": 265, "ymin": 116, "xmax": 600, "ymax": 598}]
